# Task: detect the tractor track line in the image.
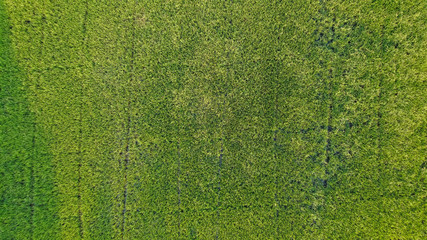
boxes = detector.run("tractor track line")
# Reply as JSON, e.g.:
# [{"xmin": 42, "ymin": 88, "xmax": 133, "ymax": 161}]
[{"xmin": 120, "ymin": 2, "xmax": 137, "ymax": 238}]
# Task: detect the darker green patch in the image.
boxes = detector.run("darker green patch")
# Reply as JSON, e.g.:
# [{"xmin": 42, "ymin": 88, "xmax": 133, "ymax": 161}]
[{"xmin": 0, "ymin": 1, "xmax": 59, "ymax": 239}]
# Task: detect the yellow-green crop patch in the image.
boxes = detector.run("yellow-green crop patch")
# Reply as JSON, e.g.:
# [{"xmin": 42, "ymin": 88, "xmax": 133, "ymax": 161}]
[{"xmin": 1, "ymin": 0, "xmax": 425, "ymax": 239}]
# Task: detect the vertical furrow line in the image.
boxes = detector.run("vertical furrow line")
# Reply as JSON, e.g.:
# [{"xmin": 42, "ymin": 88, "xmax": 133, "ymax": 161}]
[
  {"xmin": 377, "ymin": 25, "xmax": 385, "ymax": 165},
  {"xmin": 121, "ymin": 1, "xmax": 136, "ymax": 238},
  {"xmin": 218, "ymin": 138, "xmax": 224, "ymax": 199},
  {"xmin": 321, "ymin": 0, "xmax": 334, "ymax": 166},
  {"xmin": 273, "ymin": 129, "xmax": 279, "ymax": 239},
  {"xmin": 29, "ymin": 4, "xmax": 40, "ymax": 237},
  {"xmin": 216, "ymin": 1, "xmax": 234, "ymax": 236},
  {"xmin": 121, "ymin": 137, "xmax": 130, "ymax": 240},
  {"xmin": 77, "ymin": 1, "xmax": 89, "ymax": 239},
  {"xmin": 177, "ymin": 141, "xmax": 181, "ymax": 237},
  {"xmin": 274, "ymin": 85, "xmax": 279, "ymax": 238},
  {"xmin": 317, "ymin": 0, "xmax": 336, "ymax": 178},
  {"xmin": 272, "ymin": 38, "xmax": 280, "ymax": 237},
  {"xmin": 29, "ymin": 132, "xmax": 35, "ymax": 240},
  {"xmin": 325, "ymin": 68, "xmax": 332, "ymax": 165},
  {"xmin": 30, "ymin": 3, "xmax": 48, "ymax": 238},
  {"xmin": 29, "ymin": 12, "xmax": 37, "ymax": 234},
  {"xmin": 215, "ymin": 138, "xmax": 224, "ymax": 240},
  {"xmin": 216, "ymin": 10, "xmax": 231, "ymax": 232},
  {"xmin": 178, "ymin": 141, "xmax": 182, "ymax": 237}
]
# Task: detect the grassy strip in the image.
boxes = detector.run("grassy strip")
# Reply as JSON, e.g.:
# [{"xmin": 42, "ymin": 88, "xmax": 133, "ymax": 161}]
[
  {"xmin": 313, "ymin": 1, "xmax": 426, "ymax": 238},
  {"xmin": 5, "ymin": 1, "xmax": 93, "ymax": 238},
  {"xmin": 132, "ymin": 1, "xmax": 185, "ymax": 238},
  {"xmin": 1, "ymin": 0, "xmax": 59, "ymax": 238},
  {"xmin": 0, "ymin": 2, "xmax": 33, "ymax": 238},
  {"xmin": 84, "ymin": 1, "xmax": 130, "ymax": 238},
  {"xmin": 39, "ymin": 2, "xmax": 88, "ymax": 238},
  {"xmin": 173, "ymin": 2, "xmax": 225, "ymax": 238},
  {"xmin": 125, "ymin": 1, "xmax": 169, "ymax": 238}
]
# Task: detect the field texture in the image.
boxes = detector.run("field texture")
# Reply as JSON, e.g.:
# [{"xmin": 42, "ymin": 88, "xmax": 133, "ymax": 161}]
[{"xmin": 1, "ymin": 0, "xmax": 426, "ymax": 239}]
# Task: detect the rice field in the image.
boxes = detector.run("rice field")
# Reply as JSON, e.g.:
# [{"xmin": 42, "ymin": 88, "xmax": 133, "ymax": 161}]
[{"xmin": 1, "ymin": 0, "xmax": 426, "ymax": 239}]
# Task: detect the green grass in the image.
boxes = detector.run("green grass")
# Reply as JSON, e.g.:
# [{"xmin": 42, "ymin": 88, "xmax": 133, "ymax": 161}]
[
  {"xmin": 1, "ymin": 0, "xmax": 426, "ymax": 239},
  {"xmin": 0, "ymin": 1, "xmax": 59, "ymax": 239}
]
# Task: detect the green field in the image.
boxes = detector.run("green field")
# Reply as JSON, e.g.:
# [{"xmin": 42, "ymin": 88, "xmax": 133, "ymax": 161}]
[{"xmin": 1, "ymin": 0, "xmax": 426, "ymax": 239}]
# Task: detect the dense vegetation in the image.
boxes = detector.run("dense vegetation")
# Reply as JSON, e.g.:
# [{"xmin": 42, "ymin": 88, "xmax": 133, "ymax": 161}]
[{"xmin": 1, "ymin": 0, "xmax": 425, "ymax": 239}]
